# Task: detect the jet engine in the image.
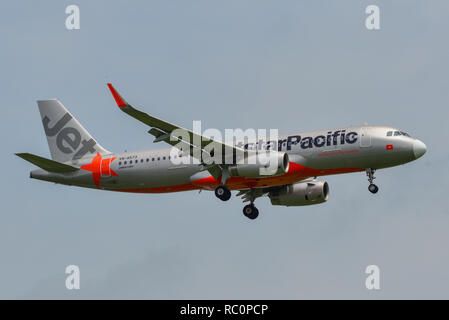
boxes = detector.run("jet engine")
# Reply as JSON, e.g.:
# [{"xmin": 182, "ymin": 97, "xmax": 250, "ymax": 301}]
[
  {"xmin": 269, "ymin": 180, "xmax": 329, "ymax": 206},
  {"xmin": 229, "ymin": 152, "xmax": 289, "ymax": 178}
]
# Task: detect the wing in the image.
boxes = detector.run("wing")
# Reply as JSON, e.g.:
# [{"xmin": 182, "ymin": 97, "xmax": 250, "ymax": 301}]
[{"xmin": 107, "ymin": 83, "xmax": 246, "ymax": 178}]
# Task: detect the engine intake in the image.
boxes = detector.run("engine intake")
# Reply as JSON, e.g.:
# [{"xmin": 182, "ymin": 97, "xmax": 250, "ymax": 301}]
[{"xmin": 269, "ymin": 181, "xmax": 329, "ymax": 206}]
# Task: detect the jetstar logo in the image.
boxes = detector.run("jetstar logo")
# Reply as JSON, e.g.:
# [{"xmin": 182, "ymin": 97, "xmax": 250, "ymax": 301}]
[
  {"xmin": 81, "ymin": 153, "xmax": 118, "ymax": 188},
  {"xmin": 238, "ymin": 130, "xmax": 358, "ymax": 151},
  {"xmin": 42, "ymin": 112, "xmax": 98, "ymax": 160}
]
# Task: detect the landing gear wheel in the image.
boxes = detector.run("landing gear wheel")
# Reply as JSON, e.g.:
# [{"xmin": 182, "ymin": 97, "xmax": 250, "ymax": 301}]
[
  {"xmin": 215, "ymin": 185, "xmax": 231, "ymax": 201},
  {"xmin": 365, "ymin": 168, "xmax": 379, "ymax": 194},
  {"xmin": 368, "ymin": 184, "xmax": 379, "ymax": 194},
  {"xmin": 243, "ymin": 204, "xmax": 259, "ymax": 220}
]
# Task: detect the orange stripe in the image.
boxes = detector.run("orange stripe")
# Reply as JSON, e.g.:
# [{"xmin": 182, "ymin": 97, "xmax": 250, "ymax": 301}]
[{"xmin": 110, "ymin": 162, "xmax": 363, "ymax": 194}]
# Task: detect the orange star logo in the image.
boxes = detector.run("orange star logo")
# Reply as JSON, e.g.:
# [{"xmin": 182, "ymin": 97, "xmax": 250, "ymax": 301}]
[{"xmin": 81, "ymin": 153, "xmax": 118, "ymax": 188}]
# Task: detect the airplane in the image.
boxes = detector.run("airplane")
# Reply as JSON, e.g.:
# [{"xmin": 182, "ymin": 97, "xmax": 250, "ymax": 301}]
[{"xmin": 16, "ymin": 84, "xmax": 427, "ymax": 220}]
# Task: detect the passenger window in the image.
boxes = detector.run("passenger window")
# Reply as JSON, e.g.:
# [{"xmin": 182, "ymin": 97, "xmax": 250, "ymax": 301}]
[
  {"xmin": 119, "ymin": 161, "xmax": 122, "ymax": 165},
  {"xmin": 152, "ymin": 158, "xmax": 155, "ymax": 161},
  {"xmin": 163, "ymin": 156, "xmax": 166, "ymax": 160},
  {"xmin": 387, "ymin": 131, "xmax": 392, "ymax": 136},
  {"xmin": 141, "ymin": 159, "xmax": 143, "ymax": 163},
  {"xmin": 124, "ymin": 161, "xmax": 127, "ymax": 165},
  {"xmin": 157, "ymin": 157, "xmax": 160, "ymax": 161},
  {"xmin": 146, "ymin": 158, "xmax": 149, "ymax": 162},
  {"xmin": 135, "ymin": 160, "xmax": 138, "ymax": 164}
]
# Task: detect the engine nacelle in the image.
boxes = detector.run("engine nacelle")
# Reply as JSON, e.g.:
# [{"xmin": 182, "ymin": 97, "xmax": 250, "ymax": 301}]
[
  {"xmin": 269, "ymin": 181, "xmax": 329, "ymax": 206},
  {"xmin": 229, "ymin": 152, "xmax": 289, "ymax": 178}
]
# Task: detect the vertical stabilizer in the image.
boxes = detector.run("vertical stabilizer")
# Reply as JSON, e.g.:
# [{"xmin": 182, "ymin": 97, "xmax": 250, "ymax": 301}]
[{"xmin": 37, "ymin": 99, "xmax": 110, "ymax": 163}]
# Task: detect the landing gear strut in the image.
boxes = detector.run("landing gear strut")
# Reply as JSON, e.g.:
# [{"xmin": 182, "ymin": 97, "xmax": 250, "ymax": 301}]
[
  {"xmin": 366, "ymin": 168, "xmax": 379, "ymax": 194},
  {"xmin": 215, "ymin": 185, "xmax": 231, "ymax": 201}
]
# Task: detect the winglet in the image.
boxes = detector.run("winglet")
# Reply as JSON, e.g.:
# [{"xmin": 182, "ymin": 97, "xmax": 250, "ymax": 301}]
[{"xmin": 107, "ymin": 83, "xmax": 128, "ymax": 108}]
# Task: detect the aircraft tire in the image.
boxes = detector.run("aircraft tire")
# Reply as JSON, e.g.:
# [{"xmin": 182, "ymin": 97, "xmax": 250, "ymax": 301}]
[
  {"xmin": 243, "ymin": 204, "xmax": 259, "ymax": 220},
  {"xmin": 215, "ymin": 185, "xmax": 231, "ymax": 201},
  {"xmin": 368, "ymin": 184, "xmax": 379, "ymax": 194}
]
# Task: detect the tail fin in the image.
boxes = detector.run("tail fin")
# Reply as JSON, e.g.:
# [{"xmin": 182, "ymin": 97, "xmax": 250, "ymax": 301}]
[{"xmin": 37, "ymin": 100, "xmax": 110, "ymax": 163}]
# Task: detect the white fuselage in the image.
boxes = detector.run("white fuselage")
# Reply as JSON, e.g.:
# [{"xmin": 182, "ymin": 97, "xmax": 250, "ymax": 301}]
[{"xmin": 30, "ymin": 125, "xmax": 426, "ymax": 193}]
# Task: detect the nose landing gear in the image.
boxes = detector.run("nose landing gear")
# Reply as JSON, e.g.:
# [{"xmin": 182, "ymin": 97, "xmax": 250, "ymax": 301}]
[
  {"xmin": 366, "ymin": 168, "xmax": 379, "ymax": 194},
  {"xmin": 368, "ymin": 183, "xmax": 379, "ymax": 194}
]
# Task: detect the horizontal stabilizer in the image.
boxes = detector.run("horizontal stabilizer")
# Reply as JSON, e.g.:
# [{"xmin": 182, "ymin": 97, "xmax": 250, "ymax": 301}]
[{"xmin": 15, "ymin": 153, "xmax": 79, "ymax": 173}]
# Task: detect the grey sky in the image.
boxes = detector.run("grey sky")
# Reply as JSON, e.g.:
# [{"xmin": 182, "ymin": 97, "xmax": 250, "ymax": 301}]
[{"xmin": 1, "ymin": 0, "xmax": 448, "ymax": 299}]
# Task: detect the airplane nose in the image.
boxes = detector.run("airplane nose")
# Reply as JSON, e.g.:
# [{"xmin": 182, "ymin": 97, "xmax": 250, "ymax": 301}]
[{"xmin": 413, "ymin": 139, "xmax": 427, "ymax": 159}]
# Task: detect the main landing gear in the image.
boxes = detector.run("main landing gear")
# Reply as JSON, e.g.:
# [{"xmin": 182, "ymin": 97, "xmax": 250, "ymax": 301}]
[
  {"xmin": 242, "ymin": 189, "xmax": 259, "ymax": 220},
  {"xmin": 215, "ymin": 185, "xmax": 231, "ymax": 201},
  {"xmin": 215, "ymin": 185, "xmax": 260, "ymax": 220},
  {"xmin": 366, "ymin": 168, "xmax": 379, "ymax": 194},
  {"xmin": 243, "ymin": 203, "xmax": 259, "ymax": 220},
  {"xmin": 215, "ymin": 166, "xmax": 260, "ymax": 219},
  {"xmin": 215, "ymin": 167, "xmax": 232, "ymax": 201}
]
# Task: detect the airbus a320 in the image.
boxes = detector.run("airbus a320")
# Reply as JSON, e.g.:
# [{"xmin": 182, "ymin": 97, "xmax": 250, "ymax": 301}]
[{"xmin": 16, "ymin": 84, "xmax": 427, "ymax": 220}]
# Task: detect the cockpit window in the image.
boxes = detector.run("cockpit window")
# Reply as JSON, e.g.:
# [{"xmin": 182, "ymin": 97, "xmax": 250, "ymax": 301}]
[{"xmin": 387, "ymin": 130, "xmax": 411, "ymax": 137}]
